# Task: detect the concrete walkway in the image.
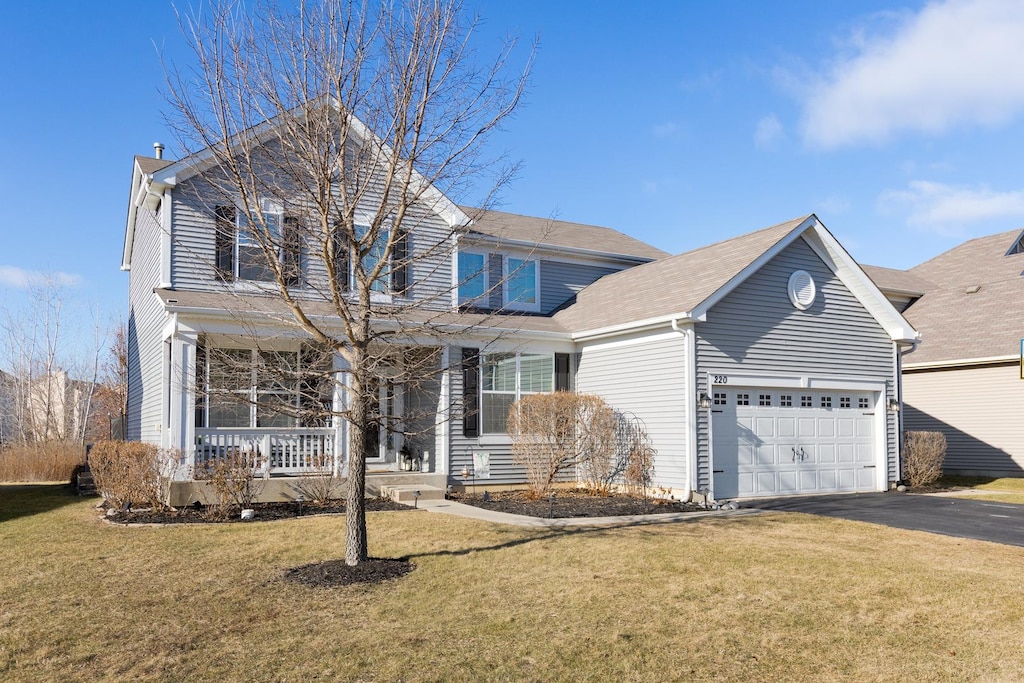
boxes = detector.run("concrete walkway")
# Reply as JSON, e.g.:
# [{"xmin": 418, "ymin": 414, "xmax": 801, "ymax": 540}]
[{"xmin": 416, "ymin": 497, "xmax": 761, "ymax": 528}]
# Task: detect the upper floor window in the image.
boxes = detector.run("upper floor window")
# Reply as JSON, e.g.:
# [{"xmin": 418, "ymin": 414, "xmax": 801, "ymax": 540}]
[
  {"xmin": 505, "ymin": 257, "xmax": 539, "ymax": 311},
  {"xmin": 328, "ymin": 222, "xmax": 407, "ymax": 297},
  {"xmin": 458, "ymin": 251, "xmax": 488, "ymax": 305},
  {"xmin": 214, "ymin": 202, "xmax": 300, "ymax": 286},
  {"xmin": 356, "ymin": 224, "xmax": 390, "ymax": 294}
]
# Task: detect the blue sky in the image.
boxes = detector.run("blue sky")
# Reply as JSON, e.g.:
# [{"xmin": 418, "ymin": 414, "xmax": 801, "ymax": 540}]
[{"xmin": 3, "ymin": 0, "xmax": 1024, "ymax": 341}]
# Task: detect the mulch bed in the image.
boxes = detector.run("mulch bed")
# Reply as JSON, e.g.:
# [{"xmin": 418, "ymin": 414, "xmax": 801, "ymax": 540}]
[
  {"xmin": 450, "ymin": 488, "xmax": 705, "ymax": 518},
  {"xmin": 283, "ymin": 558, "xmax": 415, "ymax": 587},
  {"xmin": 106, "ymin": 497, "xmax": 412, "ymax": 524}
]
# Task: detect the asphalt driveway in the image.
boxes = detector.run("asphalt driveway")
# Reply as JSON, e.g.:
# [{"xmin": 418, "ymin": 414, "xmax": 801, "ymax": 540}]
[{"xmin": 752, "ymin": 492, "xmax": 1024, "ymax": 547}]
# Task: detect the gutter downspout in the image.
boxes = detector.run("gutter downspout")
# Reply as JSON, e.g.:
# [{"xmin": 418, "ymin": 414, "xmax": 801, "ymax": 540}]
[
  {"xmin": 672, "ymin": 317, "xmax": 694, "ymax": 504},
  {"xmin": 895, "ymin": 337, "xmax": 921, "ymax": 485}
]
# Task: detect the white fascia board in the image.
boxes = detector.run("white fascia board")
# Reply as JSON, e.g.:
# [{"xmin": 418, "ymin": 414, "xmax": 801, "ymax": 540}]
[
  {"xmin": 903, "ymin": 354, "xmax": 1018, "ymax": 370},
  {"xmin": 571, "ymin": 312, "xmax": 702, "ymax": 342},
  {"xmin": 800, "ymin": 224, "xmax": 921, "ymax": 343},
  {"xmin": 688, "ymin": 216, "xmax": 817, "ymax": 322},
  {"xmin": 122, "ymin": 162, "xmax": 144, "ymax": 270}
]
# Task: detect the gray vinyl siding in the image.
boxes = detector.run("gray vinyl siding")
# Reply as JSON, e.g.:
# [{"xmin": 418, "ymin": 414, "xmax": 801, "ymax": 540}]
[
  {"xmin": 126, "ymin": 203, "xmax": 167, "ymax": 445},
  {"xmin": 694, "ymin": 237, "xmax": 898, "ymax": 490},
  {"xmin": 170, "ymin": 175, "xmax": 454, "ymax": 310},
  {"xmin": 448, "ymin": 353, "xmax": 518, "ymax": 485},
  {"xmin": 540, "ymin": 261, "xmax": 618, "ymax": 314},
  {"xmin": 904, "ymin": 362, "xmax": 1024, "ymax": 476},
  {"xmin": 575, "ymin": 333, "xmax": 689, "ymax": 490}
]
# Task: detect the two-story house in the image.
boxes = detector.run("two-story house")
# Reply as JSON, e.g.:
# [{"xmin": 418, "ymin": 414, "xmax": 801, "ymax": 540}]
[{"xmin": 124, "ymin": 124, "xmax": 918, "ymax": 505}]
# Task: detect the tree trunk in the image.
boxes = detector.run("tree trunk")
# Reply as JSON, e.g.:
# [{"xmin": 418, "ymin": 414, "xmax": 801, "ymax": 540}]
[{"xmin": 345, "ymin": 353, "xmax": 369, "ymax": 566}]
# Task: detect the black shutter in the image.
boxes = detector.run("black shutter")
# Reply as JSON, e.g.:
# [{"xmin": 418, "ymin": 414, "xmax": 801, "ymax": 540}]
[
  {"xmin": 214, "ymin": 205, "xmax": 236, "ymax": 281},
  {"xmin": 555, "ymin": 353, "xmax": 571, "ymax": 391},
  {"xmin": 332, "ymin": 222, "xmax": 349, "ymax": 292},
  {"xmin": 282, "ymin": 215, "xmax": 301, "ymax": 287},
  {"xmin": 461, "ymin": 347, "xmax": 479, "ymax": 438},
  {"xmin": 391, "ymin": 228, "xmax": 408, "ymax": 295}
]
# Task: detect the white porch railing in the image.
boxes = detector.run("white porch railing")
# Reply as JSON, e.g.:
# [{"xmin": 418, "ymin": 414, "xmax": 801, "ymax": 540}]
[{"xmin": 194, "ymin": 428, "xmax": 336, "ymax": 476}]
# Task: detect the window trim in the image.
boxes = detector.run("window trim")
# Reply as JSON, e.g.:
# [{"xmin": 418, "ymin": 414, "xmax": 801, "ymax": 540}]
[{"xmin": 503, "ymin": 255, "xmax": 541, "ymax": 312}]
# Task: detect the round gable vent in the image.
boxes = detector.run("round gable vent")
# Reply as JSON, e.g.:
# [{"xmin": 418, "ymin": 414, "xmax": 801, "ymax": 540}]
[{"xmin": 788, "ymin": 270, "xmax": 816, "ymax": 310}]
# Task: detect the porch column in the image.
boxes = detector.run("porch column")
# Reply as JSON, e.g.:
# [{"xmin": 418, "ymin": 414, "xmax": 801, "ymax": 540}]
[
  {"xmin": 435, "ymin": 345, "xmax": 450, "ymax": 477},
  {"xmin": 169, "ymin": 330, "xmax": 198, "ymax": 479},
  {"xmin": 332, "ymin": 352, "xmax": 349, "ymax": 477}
]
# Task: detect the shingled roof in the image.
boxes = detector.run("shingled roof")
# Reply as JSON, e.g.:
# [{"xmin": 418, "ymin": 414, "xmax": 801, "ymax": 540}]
[
  {"xmin": 462, "ymin": 208, "xmax": 669, "ymax": 261},
  {"xmin": 901, "ymin": 228, "xmax": 1024, "ymax": 366},
  {"xmin": 861, "ymin": 264, "xmax": 932, "ymax": 297},
  {"xmin": 554, "ymin": 216, "xmax": 809, "ymax": 333}
]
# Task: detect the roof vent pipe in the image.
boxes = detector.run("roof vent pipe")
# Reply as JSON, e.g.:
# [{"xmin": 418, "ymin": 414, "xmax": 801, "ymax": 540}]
[{"xmin": 153, "ymin": 142, "xmax": 164, "ymax": 159}]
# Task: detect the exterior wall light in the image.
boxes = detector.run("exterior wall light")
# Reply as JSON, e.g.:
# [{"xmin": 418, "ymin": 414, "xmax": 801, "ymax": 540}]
[
  {"xmin": 698, "ymin": 392, "xmax": 712, "ymax": 409},
  {"xmin": 887, "ymin": 398, "xmax": 901, "ymax": 412}
]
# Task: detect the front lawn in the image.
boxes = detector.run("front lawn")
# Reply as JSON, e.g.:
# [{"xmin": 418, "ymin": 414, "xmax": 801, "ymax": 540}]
[
  {"xmin": 3, "ymin": 484, "xmax": 1024, "ymax": 682},
  {"xmin": 937, "ymin": 475, "xmax": 1024, "ymax": 504}
]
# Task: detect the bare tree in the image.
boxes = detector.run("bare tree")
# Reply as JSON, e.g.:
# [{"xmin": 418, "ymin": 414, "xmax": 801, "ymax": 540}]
[
  {"xmin": 165, "ymin": 0, "xmax": 531, "ymax": 565},
  {"xmin": 0, "ymin": 276, "xmax": 104, "ymax": 445}
]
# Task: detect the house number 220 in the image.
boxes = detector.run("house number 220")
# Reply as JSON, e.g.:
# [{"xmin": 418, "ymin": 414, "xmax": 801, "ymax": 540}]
[{"xmin": 713, "ymin": 375, "xmax": 728, "ymax": 384}]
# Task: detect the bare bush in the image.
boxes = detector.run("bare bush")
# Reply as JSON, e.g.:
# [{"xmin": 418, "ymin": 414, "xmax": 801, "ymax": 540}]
[
  {"xmin": 89, "ymin": 441, "xmax": 168, "ymax": 509},
  {"xmin": 903, "ymin": 430, "xmax": 947, "ymax": 488},
  {"xmin": 580, "ymin": 410, "xmax": 658, "ymax": 496},
  {"xmin": 291, "ymin": 453, "xmax": 345, "ymax": 505},
  {"xmin": 509, "ymin": 392, "xmax": 617, "ymax": 499},
  {"xmin": 0, "ymin": 441, "xmax": 85, "ymax": 482},
  {"xmin": 622, "ymin": 422, "xmax": 656, "ymax": 497},
  {"xmin": 195, "ymin": 450, "xmax": 267, "ymax": 511}
]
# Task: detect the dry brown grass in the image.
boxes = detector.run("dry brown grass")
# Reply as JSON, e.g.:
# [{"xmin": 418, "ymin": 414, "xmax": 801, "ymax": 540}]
[
  {"xmin": 3, "ymin": 484, "xmax": 1024, "ymax": 682},
  {"xmin": 0, "ymin": 441, "xmax": 84, "ymax": 482}
]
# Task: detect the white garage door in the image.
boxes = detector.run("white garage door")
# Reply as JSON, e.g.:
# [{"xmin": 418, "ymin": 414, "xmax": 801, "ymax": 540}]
[{"xmin": 711, "ymin": 387, "xmax": 876, "ymax": 499}]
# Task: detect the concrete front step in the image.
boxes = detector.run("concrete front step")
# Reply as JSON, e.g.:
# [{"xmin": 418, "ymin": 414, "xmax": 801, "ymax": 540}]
[
  {"xmin": 379, "ymin": 484, "xmax": 446, "ymax": 505},
  {"xmin": 366, "ymin": 472, "xmax": 446, "ymax": 496}
]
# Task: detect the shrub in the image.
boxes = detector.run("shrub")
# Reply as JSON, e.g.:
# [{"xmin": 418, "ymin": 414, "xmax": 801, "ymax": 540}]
[
  {"xmin": 903, "ymin": 430, "xmax": 947, "ymax": 488},
  {"xmin": 622, "ymin": 423, "xmax": 656, "ymax": 497},
  {"xmin": 291, "ymin": 452, "xmax": 345, "ymax": 505},
  {"xmin": 508, "ymin": 392, "xmax": 617, "ymax": 499},
  {"xmin": 195, "ymin": 449, "xmax": 266, "ymax": 511},
  {"xmin": 89, "ymin": 440, "xmax": 169, "ymax": 509},
  {"xmin": 0, "ymin": 441, "xmax": 86, "ymax": 482}
]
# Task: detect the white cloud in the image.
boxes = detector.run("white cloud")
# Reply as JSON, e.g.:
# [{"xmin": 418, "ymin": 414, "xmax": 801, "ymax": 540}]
[
  {"xmin": 802, "ymin": 0, "xmax": 1024, "ymax": 148},
  {"xmin": 878, "ymin": 180, "xmax": 1024, "ymax": 233},
  {"xmin": 0, "ymin": 266, "xmax": 79, "ymax": 289},
  {"xmin": 652, "ymin": 121, "xmax": 683, "ymax": 142},
  {"xmin": 754, "ymin": 114, "xmax": 783, "ymax": 149}
]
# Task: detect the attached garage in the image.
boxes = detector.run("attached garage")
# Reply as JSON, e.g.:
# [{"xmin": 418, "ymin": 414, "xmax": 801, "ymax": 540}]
[
  {"xmin": 558, "ymin": 214, "xmax": 918, "ymax": 502},
  {"xmin": 710, "ymin": 386, "xmax": 882, "ymax": 498}
]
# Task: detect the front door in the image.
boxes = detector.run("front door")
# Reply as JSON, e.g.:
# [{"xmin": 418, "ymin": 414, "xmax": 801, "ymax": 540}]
[{"xmin": 363, "ymin": 376, "xmax": 402, "ymax": 464}]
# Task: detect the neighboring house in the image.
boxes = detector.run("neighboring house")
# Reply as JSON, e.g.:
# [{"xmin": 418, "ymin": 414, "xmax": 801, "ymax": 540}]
[
  {"xmin": 0, "ymin": 369, "xmax": 15, "ymax": 445},
  {"xmin": 123, "ymin": 123, "xmax": 918, "ymax": 504},
  {"xmin": 27, "ymin": 370, "xmax": 93, "ymax": 442},
  {"xmin": 873, "ymin": 230, "xmax": 1024, "ymax": 476}
]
